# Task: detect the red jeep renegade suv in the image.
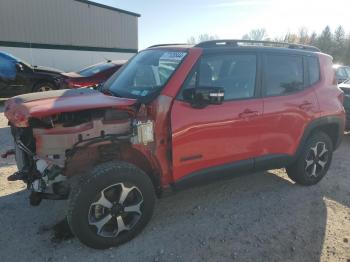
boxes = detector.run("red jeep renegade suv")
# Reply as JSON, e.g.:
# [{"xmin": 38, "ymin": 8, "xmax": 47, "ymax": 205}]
[{"xmin": 2, "ymin": 40, "xmax": 345, "ymax": 249}]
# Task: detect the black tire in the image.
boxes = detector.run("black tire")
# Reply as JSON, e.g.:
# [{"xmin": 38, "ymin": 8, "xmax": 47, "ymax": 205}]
[
  {"xmin": 33, "ymin": 82, "xmax": 55, "ymax": 92},
  {"xmin": 287, "ymin": 132, "xmax": 333, "ymax": 186},
  {"xmin": 67, "ymin": 161, "xmax": 155, "ymax": 249}
]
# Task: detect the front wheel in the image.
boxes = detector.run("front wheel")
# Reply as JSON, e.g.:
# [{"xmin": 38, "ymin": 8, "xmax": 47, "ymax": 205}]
[
  {"xmin": 67, "ymin": 161, "xmax": 155, "ymax": 249},
  {"xmin": 287, "ymin": 132, "xmax": 333, "ymax": 186}
]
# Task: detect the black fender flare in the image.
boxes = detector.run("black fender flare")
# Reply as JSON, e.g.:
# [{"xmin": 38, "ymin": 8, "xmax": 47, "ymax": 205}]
[{"xmin": 293, "ymin": 116, "xmax": 344, "ymax": 161}]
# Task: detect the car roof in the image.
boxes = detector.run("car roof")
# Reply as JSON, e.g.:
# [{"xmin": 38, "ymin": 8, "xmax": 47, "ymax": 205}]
[
  {"xmin": 0, "ymin": 51, "xmax": 19, "ymax": 62},
  {"xmin": 147, "ymin": 40, "xmax": 322, "ymax": 56}
]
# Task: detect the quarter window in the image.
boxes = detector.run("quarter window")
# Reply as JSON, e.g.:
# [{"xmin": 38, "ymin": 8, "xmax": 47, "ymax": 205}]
[
  {"xmin": 307, "ymin": 56, "xmax": 320, "ymax": 85},
  {"xmin": 264, "ymin": 55, "xmax": 304, "ymax": 96}
]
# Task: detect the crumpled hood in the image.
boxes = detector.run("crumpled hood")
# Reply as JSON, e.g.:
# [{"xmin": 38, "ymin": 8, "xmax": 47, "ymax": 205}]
[{"xmin": 4, "ymin": 88, "xmax": 137, "ymax": 127}]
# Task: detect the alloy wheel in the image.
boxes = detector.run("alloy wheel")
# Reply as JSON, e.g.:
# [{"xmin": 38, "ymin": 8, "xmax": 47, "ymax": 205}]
[
  {"xmin": 88, "ymin": 182, "xmax": 143, "ymax": 238},
  {"xmin": 37, "ymin": 85, "xmax": 53, "ymax": 92},
  {"xmin": 305, "ymin": 142, "xmax": 329, "ymax": 178}
]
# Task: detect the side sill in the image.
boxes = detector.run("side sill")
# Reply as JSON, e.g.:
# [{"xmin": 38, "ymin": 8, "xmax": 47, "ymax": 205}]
[{"xmin": 172, "ymin": 159, "xmax": 254, "ymax": 190}]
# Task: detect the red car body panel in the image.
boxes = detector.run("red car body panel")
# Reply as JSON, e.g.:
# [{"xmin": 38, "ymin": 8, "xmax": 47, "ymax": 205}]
[
  {"xmin": 171, "ymin": 98, "xmax": 263, "ymax": 181},
  {"xmin": 260, "ymin": 87, "xmax": 320, "ymax": 156},
  {"xmin": 314, "ymin": 54, "xmax": 346, "ymax": 118},
  {"xmin": 5, "ymin": 90, "xmax": 136, "ymax": 127}
]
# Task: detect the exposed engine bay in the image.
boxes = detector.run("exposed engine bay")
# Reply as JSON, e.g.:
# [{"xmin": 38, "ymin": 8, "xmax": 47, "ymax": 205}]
[{"xmin": 6, "ymin": 107, "xmax": 155, "ymax": 206}]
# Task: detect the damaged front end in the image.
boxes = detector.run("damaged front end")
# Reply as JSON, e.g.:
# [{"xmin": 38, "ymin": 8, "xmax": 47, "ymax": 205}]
[{"xmin": 3, "ymin": 89, "xmax": 156, "ymax": 206}]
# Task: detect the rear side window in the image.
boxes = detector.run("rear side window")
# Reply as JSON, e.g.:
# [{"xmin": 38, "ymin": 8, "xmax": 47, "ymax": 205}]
[
  {"xmin": 263, "ymin": 54, "xmax": 304, "ymax": 96},
  {"xmin": 307, "ymin": 56, "xmax": 320, "ymax": 85}
]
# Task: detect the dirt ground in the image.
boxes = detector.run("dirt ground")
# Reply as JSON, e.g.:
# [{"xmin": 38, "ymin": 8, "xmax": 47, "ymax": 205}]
[{"xmin": 0, "ymin": 104, "xmax": 349, "ymax": 262}]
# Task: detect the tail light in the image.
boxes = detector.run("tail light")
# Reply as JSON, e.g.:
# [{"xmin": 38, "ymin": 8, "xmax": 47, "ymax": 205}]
[{"xmin": 65, "ymin": 79, "xmax": 88, "ymax": 88}]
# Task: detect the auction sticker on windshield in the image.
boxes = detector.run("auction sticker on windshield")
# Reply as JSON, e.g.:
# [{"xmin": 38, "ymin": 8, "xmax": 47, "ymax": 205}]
[{"xmin": 160, "ymin": 52, "xmax": 187, "ymax": 61}]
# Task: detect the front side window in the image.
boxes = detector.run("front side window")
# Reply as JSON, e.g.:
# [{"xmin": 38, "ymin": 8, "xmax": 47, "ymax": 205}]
[
  {"xmin": 264, "ymin": 54, "xmax": 304, "ymax": 96},
  {"xmin": 105, "ymin": 50, "xmax": 187, "ymax": 101},
  {"xmin": 180, "ymin": 54, "xmax": 257, "ymax": 100}
]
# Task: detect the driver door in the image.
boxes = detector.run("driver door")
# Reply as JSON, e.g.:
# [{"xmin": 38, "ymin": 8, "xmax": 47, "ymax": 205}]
[{"xmin": 171, "ymin": 52, "xmax": 264, "ymax": 182}]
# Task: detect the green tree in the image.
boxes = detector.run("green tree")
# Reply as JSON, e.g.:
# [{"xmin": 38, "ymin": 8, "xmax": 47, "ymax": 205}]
[
  {"xmin": 333, "ymin": 26, "xmax": 346, "ymax": 63},
  {"xmin": 317, "ymin": 26, "xmax": 333, "ymax": 54},
  {"xmin": 343, "ymin": 36, "xmax": 350, "ymax": 65},
  {"xmin": 309, "ymin": 32, "xmax": 318, "ymax": 46}
]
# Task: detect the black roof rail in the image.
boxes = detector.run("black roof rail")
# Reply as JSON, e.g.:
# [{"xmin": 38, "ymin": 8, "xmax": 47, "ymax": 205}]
[
  {"xmin": 195, "ymin": 39, "xmax": 321, "ymax": 52},
  {"xmin": 148, "ymin": 43, "xmax": 189, "ymax": 48}
]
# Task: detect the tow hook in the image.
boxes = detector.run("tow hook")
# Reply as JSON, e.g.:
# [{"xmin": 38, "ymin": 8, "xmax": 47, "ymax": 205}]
[{"xmin": 1, "ymin": 149, "xmax": 15, "ymax": 159}]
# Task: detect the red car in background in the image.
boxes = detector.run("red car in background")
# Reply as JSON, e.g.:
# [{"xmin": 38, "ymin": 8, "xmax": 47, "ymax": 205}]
[{"xmin": 61, "ymin": 60, "xmax": 126, "ymax": 89}]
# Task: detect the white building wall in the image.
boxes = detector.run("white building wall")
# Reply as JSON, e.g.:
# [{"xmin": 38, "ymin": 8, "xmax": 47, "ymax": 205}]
[
  {"xmin": 0, "ymin": 46, "xmax": 134, "ymax": 72},
  {"xmin": 0, "ymin": 0, "xmax": 139, "ymax": 49}
]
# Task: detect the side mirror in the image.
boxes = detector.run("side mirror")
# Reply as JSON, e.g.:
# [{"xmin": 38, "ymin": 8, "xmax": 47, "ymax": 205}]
[{"xmin": 183, "ymin": 87, "xmax": 225, "ymax": 108}]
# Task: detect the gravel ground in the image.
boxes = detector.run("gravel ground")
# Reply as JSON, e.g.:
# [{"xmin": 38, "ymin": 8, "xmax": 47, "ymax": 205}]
[{"xmin": 0, "ymin": 104, "xmax": 349, "ymax": 262}]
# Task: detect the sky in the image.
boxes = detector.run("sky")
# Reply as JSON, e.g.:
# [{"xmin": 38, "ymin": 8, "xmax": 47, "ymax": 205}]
[{"xmin": 97, "ymin": 0, "xmax": 350, "ymax": 49}]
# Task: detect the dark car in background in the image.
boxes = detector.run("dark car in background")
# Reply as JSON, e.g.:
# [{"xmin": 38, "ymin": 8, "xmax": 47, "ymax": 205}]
[
  {"xmin": 334, "ymin": 64, "xmax": 350, "ymax": 84},
  {"xmin": 339, "ymin": 79, "xmax": 350, "ymax": 129},
  {"xmin": 61, "ymin": 60, "xmax": 126, "ymax": 89},
  {"xmin": 0, "ymin": 51, "xmax": 63, "ymax": 97}
]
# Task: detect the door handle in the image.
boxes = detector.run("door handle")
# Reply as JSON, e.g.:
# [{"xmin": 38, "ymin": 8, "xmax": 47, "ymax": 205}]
[
  {"xmin": 298, "ymin": 101, "xmax": 313, "ymax": 110},
  {"xmin": 239, "ymin": 109, "xmax": 259, "ymax": 119}
]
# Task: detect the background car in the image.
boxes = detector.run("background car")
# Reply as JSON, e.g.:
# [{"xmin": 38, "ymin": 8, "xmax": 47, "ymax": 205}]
[
  {"xmin": 333, "ymin": 64, "xmax": 350, "ymax": 84},
  {"xmin": 339, "ymin": 79, "xmax": 350, "ymax": 129},
  {"xmin": 61, "ymin": 60, "xmax": 126, "ymax": 89},
  {"xmin": 0, "ymin": 51, "xmax": 63, "ymax": 97}
]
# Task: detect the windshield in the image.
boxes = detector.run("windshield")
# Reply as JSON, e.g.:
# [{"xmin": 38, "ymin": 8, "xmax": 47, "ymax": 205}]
[
  {"xmin": 78, "ymin": 63, "xmax": 116, "ymax": 77},
  {"xmin": 104, "ymin": 49, "xmax": 187, "ymax": 101},
  {"xmin": 344, "ymin": 79, "xmax": 350, "ymax": 84}
]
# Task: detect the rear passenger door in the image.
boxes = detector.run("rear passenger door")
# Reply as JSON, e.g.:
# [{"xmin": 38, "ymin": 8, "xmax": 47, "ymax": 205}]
[{"xmin": 260, "ymin": 53, "xmax": 319, "ymax": 158}]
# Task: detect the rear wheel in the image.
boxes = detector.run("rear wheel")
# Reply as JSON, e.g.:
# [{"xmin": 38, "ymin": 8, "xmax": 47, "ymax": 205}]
[
  {"xmin": 67, "ymin": 161, "xmax": 155, "ymax": 249},
  {"xmin": 287, "ymin": 132, "xmax": 333, "ymax": 186},
  {"xmin": 33, "ymin": 82, "xmax": 55, "ymax": 92}
]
